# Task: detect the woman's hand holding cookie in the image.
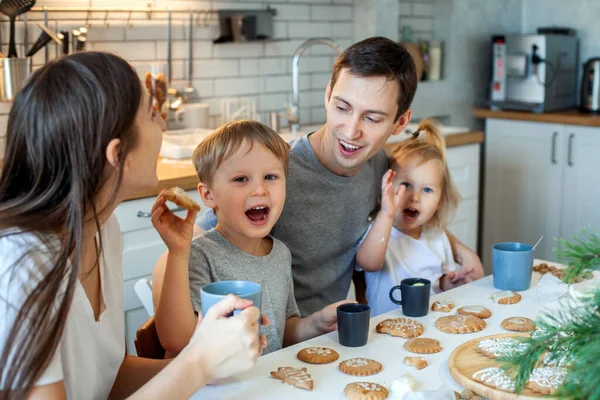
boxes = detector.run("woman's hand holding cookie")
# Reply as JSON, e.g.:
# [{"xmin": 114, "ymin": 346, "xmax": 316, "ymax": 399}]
[{"xmin": 151, "ymin": 189, "xmax": 198, "ymax": 255}]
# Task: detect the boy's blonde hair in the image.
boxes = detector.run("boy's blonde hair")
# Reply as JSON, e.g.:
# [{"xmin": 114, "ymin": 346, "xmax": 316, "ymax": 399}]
[
  {"xmin": 390, "ymin": 119, "xmax": 461, "ymax": 231},
  {"xmin": 193, "ymin": 120, "xmax": 290, "ymax": 185}
]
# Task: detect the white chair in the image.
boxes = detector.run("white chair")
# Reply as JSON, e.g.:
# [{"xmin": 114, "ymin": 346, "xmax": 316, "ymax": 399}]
[{"xmin": 134, "ymin": 278, "xmax": 154, "ymax": 317}]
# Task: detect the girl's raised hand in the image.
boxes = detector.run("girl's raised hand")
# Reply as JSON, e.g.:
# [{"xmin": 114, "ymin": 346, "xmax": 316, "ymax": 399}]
[{"xmin": 380, "ymin": 169, "xmax": 405, "ymax": 218}]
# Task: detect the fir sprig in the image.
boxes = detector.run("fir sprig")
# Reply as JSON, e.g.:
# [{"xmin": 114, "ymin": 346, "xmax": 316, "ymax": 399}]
[
  {"xmin": 499, "ymin": 288, "xmax": 600, "ymax": 399},
  {"xmin": 555, "ymin": 229, "xmax": 600, "ymax": 283}
]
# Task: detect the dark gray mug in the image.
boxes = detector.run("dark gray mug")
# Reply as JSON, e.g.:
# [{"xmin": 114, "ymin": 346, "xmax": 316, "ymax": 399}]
[
  {"xmin": 200, "ymin": 280, "xmax": 262, "ymax": 319},
  {"xmin": 389, "ymin": 278, "xmax": 431, "ymax": 317},
  {"xmin": 337, "ymin": 303, "xmax": 370, "ymax": 347}
]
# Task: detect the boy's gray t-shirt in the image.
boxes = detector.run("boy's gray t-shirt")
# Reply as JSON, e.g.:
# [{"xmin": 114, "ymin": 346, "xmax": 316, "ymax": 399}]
[
  {"xmin": 188, "ymin": 229, "xmax": 300, "ymax": 355},
  {"xmin": 199, "ymin": 133, "xmax": 387, "ymax": 316}
]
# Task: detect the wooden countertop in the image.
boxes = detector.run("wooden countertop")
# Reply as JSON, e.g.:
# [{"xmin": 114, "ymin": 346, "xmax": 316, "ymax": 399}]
[
  {"xmin": 126, "ymin": 130, "xmax": 484, "ymax": 201},
  {"xmin": 474, "ymin": 108, "xmax": 600, "ymax": 127}
]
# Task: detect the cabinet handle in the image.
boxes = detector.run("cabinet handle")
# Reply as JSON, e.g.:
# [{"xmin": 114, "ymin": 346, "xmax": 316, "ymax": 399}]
[
  {"xmin": 551, "ymin": 132, "xmax": 558, "ymax": 164},
  {"xmin": 568, "ymin": 133, "xmax": 574, "ymax": 166},
  {"xmin": 136, "ymin": 206, "xmax": 186, "ymax": 218}
]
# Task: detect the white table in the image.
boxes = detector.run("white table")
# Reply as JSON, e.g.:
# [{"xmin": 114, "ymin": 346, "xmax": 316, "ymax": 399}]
[{"xmin": 191, "ymin": 260, "xmax": 597, "ymax": 399}]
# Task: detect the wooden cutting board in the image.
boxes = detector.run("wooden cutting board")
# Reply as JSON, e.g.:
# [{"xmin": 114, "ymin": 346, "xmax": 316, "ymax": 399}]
[{"xmin": 448, "ymin": 333, "xmax": 549, "ymax": 400}]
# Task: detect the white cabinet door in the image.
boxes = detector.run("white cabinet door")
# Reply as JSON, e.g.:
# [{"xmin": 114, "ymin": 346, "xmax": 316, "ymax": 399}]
[
  {"xmin": 446, "ymin": 144, "xmax": 481, "ymax": 252},
  {"xmin": 482, "ymin": 120, "xmax": 563, "ymax": 271},
  {"xmin": 561, "ymin": 125, "xmax": 600, "ymax": 241},
  {"xmin": 116, "ymin": 189, "xmax": 205, "ymax": 354}
]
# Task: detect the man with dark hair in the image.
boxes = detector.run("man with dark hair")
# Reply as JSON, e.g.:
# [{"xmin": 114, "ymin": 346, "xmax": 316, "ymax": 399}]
[{"xmin": 153, "ymin": 37, "xmax": 483, "ymax": 317}]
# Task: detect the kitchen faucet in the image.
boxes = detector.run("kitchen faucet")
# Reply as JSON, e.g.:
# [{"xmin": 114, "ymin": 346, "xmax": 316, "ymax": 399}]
[{"xmin": 290, "ymin": 38, "xmax": 343, "ymax": 133}]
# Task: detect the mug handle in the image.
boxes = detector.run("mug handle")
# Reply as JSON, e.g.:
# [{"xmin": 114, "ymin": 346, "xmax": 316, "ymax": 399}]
[
  {"xmin": 389, "ymin": 285, "xmax": 403, "ymax": 305},
  {"xmin": 175, "ymin": 108, "xmax": 185, "ymax": 123}
]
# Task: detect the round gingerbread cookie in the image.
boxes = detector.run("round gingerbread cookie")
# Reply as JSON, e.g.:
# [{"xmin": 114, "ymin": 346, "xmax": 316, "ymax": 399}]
[
  {"xmin": 344, "ymin": 382, "xmax": 389, "ymax": 400},
  {"xmin": 435, "ymin": 314, "xmax": 486, "ymax": 334},
  {"xmin": 457, "ymin": 306, "xmax": 492, "ymax": 319},
  {"xmin": 403, "ymin": 338, "xmax": 442, "ymax": 354},
  {"xmin": 491, "ymin": 290, "xmax": 522, "ymax": 304},
  {"xmin": 475, "ymin": 337, "xmax": 529, "ymax": 359},
  {"xmin": 432, "ymin": 300, "xmax": 455, "ymax": 312},
  {"xmin": 338, "ymin": 358, "xmax": 383, "ymax": 376},
  {"xmin": 376, "ymin": 317, "xmax": 424, "ymax": 338},
  {"xmin": 296, "ymin": 346, "xmax": 339, "ymax": 364},
  {"xmin": 501, "ymin": 317, "xmax": 536, "ymax": 332}
]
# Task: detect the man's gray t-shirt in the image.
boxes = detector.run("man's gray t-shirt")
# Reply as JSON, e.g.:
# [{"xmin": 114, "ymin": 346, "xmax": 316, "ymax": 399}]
[
  {"xmin": 199, "ymin": 133, "xmax": 388, "ymax": 316},
  {"xmin": 188, "ymin": 229, "xmax": 300, "ymax": 355}
]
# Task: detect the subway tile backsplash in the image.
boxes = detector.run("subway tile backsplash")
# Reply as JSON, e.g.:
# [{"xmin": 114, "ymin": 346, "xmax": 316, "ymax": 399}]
[{"xmin": 0, "ymin": 0, "xmax": 357, "ymax": 131}]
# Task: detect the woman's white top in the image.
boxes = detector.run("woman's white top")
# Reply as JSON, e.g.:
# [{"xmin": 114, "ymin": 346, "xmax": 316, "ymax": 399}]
[{"xmin": 0, "ymin": 214, "xmax": 125, "ymax": 399}]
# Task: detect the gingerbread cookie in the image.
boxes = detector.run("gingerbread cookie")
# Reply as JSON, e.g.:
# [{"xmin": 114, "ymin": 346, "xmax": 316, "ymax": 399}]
[
  {"xmin": 344, "ymin": 382, "xmax": 389, "ymax": 400},
  {"xmin": 296, "ymin": 346, "xmax": 339, "ymax": 364},
  {"xmin": 526, "ymin": 367, "xmax": 568, "ymax": 395},
  {"xmin": 501, "ymin": 317, "xmax": 536, "ymax": 332},
  {"xmin": 491, "ymin": 290, "xmax": 522, "ymax": 304},
  {"xmin": 376, "ymin": 317, "xmax": 424, "ymax": 338},
  {"xmin": 459, "ymin": 389, "xmax": 482, "ymax": 400},
  {"xmin": 432, "ymin": 300, "xmax": 454, "ymax": 312},
  {"xmin": 270, "ymin": 367, "xmax": 313, "ymax": 391},
  {"xmin": 435, "ymin": 314, "xmax": 486, "ymax": 334},
  {"xmin": 457, "ymin": 306, "xmax": 491, "ymax": 319},
  {"xmin": 472, "ymin": 367, "xmax": 516, "ymax": 392},
  {"xmin": 338, "ymin": 358, "xmax": 383, "ymax": 376},
  {"xmin": 475, "ymin": 337, "xmax": 529, "ymax": 359},
  {"xmin": 162, "ymin": 187, "xmax": 201, "ymax": 211},
  {"xmin": 403, "ymin": 338, "xmax": 442, "ymax": 354},
  {"xmin": 404, "ymin": 356, "xmax": 427, "ymax": 370},
  {"xmin": 542, "ymin": 351, "xmax": 574, "ymax": 367}
]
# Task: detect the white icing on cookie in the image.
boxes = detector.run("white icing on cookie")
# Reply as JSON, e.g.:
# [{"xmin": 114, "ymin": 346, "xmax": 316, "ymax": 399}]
[
  {"xmin": 529, "ymin": 367, "xmax": 568, "ymax": 389},
  {"xmin": 542, "ymin": 352, "xmax": 574, "ymax": 367},
  {"xmin": 391, "ymin": 373, "xmax": 416, "ymax": 396},
  {"xmin": 356, "ymin": 382, "xmax": 382, "ymax": 391},
  {"xmin": 344, "ymin": 358, "xmax": 369, "ymax": 367},
  {"xmin": 507, "ymin": 317, "xmax": 527, "ymax": 324},
  {"xmin": 381, "ymin": 318, "xmax": 421, "ymax": 330},
  {"xmin": 305, "ymin": 347, "xmax": 331, "ymax": 356},
  {"xmin": 492, "ymin": 290, "xmax": 516, "ymax": 302},
  {"xmin": 435, "ymin": 300, "xmax": 454, "ymax": 307},
  {"xmin": 279, "ymin": 367, "xmax": 312, "ymax": 384},
  {"xmin": 477, "ymin": 338, "xmax": 529, "ymax": 357},
  {"xmin": 472, "ymin": 367, "xmax": 516, "ymax": 391},
  {"xmin": 461, "ymin": 306, "xmax": 485, "ymax": 313},
  {"xmin": 448, "ymin": 315, "xmax": 468, "ymax": 327}
]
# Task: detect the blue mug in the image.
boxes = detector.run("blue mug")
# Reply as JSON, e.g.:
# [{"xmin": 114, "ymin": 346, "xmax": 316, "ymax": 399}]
[
  {"xmin": 492, "ymin": 242, "xmax": 534, "ymax": 291},
  {"xmin": 200, "ymin": 280, "xmax": 262, "ymax": 319}
]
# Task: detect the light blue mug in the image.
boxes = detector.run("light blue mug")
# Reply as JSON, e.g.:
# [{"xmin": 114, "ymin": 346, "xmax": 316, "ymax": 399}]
[
  {"xmin": 200, "ymin": 280, "xmax": 262, "ymax": 319},
  {"xmin": 492, "ymin": 242, "xmax": 534, "ymax": 291}
]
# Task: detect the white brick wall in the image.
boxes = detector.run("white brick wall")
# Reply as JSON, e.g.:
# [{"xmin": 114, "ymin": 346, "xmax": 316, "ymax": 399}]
[
  {"xmin": 398, "ymin": 0, "xmax": 434, "ymax": 40},
  {"xmin": 0, "ymin": 0, "xmax": 357, "ymax": 127}
]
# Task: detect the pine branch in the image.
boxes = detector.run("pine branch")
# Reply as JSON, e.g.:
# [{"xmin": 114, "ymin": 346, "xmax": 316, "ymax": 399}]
[
  {"xmin": 554, "ymin": 229, "xmax": 600, "ymax": 283},
  {"xmin": 499, "ymin": 288, "xmax": 600, "ymax": 398}
]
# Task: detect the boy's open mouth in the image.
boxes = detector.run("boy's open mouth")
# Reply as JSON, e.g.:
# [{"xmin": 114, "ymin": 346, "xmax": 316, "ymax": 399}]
[
  {"xmin": 403, "ymin": 208, "xmax": 420, "ymax": 219},
  {"xmin": 245, "ymin": 205, "xmax": 270, "ymax": 225}
]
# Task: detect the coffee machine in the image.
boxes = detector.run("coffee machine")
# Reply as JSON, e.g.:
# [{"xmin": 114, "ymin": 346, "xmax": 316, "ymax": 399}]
[{"xmin": 489, "ymin": 33, "xmax": 579, "ymax": 113}]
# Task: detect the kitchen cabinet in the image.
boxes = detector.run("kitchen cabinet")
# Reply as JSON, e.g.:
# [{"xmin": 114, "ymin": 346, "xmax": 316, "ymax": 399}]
[
  {"xmin": 115, "ymin": 189, "xmax": 205, "ymax": 355},
  {"xmin": 482, "ymin": 119, "xmax": 600, "ymax": 273},
  {"xmin": 446, "ymin": 143, "xmax": 480, "ymax": 252}
]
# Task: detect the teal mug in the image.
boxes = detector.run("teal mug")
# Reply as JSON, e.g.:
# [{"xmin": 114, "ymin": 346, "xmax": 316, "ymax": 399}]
[
  {"xmin": 200, "ymin": 280, "xmax": 262, "ymax": 319},
  {"xmin": 492, "ymin": 242, "xmax": 534, "ymax": 291}
]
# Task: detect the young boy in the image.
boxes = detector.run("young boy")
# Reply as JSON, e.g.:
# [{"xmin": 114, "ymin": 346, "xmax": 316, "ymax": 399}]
[{"xmin": 152, "ymin": 120, "xmax": 347, "ymax": 355}]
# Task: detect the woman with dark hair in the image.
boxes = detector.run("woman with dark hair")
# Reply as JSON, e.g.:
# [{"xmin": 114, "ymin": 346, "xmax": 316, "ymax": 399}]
[{"xmin": 0, "ymin": 52, "xmax": 262, "ymax": 399}]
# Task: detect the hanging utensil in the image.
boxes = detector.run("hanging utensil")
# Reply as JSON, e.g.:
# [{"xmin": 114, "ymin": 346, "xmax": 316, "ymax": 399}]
[
  {"xmin": 183, "ymin": 10, "xmax": 200, "ymax": 103},
  {"xmin": 26, "ymin": 23, "xmax": 61, "ymax": 58},
  {"xmin": 0, "ymin": 0, "xmax": 37, "ymax": 58}
]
